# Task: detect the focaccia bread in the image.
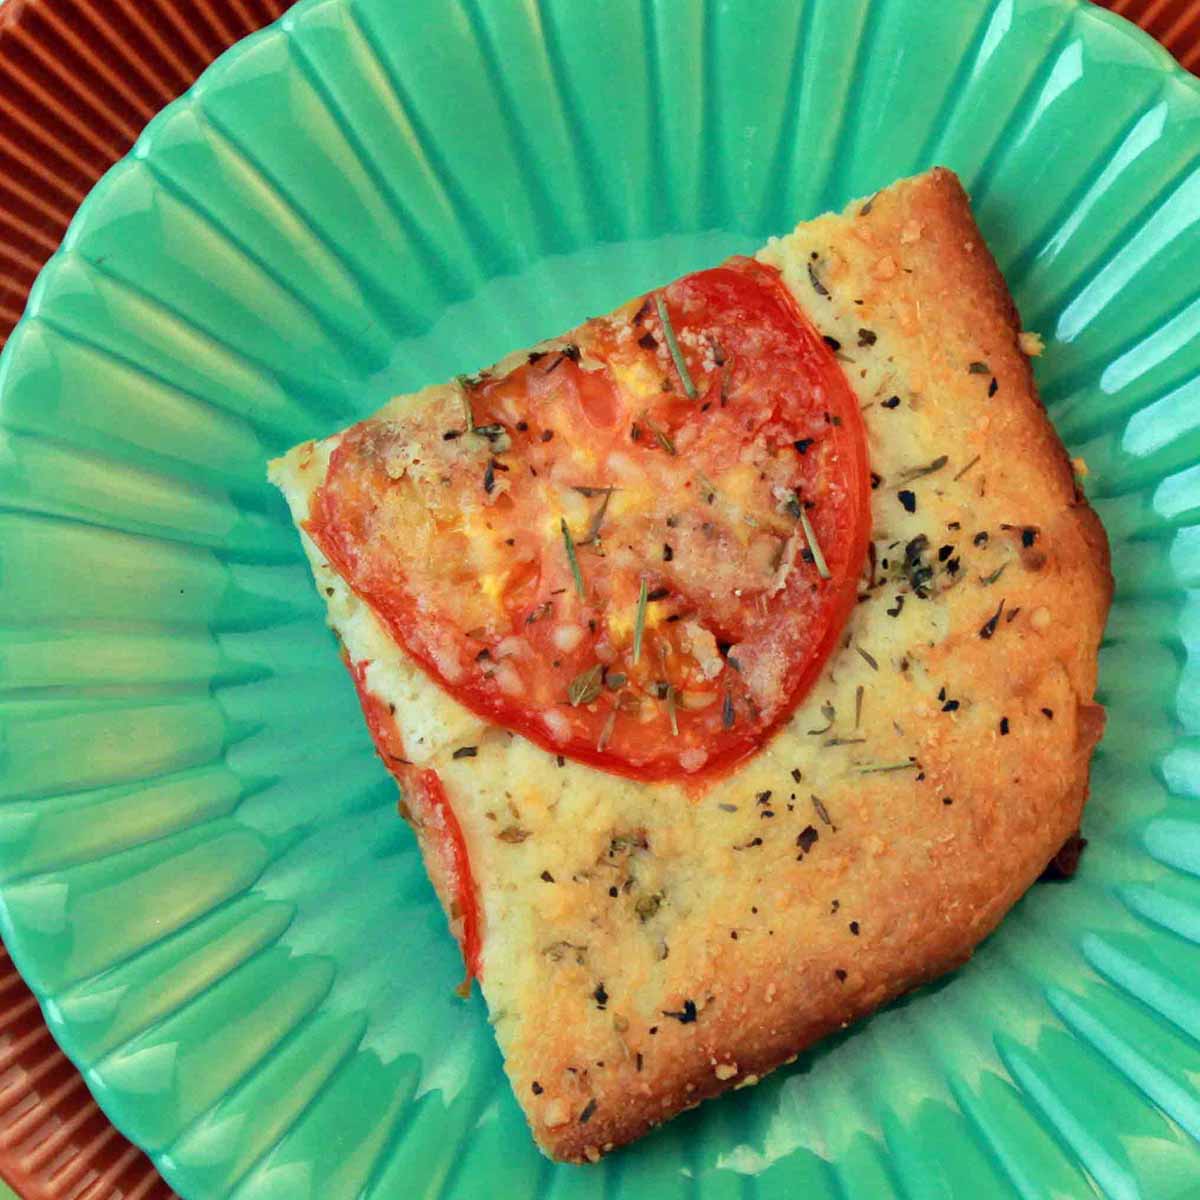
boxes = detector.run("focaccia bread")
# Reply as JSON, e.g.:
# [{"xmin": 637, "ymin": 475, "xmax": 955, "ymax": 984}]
[{"xmin": 269, "ymin": 168, "xmax": 1110, "ymax": 1162}]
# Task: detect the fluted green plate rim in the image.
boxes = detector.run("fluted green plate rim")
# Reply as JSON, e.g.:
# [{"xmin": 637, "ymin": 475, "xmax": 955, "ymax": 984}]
[{"xmin": 1, "ymin": 1, "xmax": 1199, "ymax": 1197}]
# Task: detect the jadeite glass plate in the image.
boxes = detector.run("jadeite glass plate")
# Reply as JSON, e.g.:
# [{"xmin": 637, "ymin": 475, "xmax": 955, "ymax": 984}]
[{"xmin": 0, "ymin": 0, "xmax": 1198, "ymax": 1195}]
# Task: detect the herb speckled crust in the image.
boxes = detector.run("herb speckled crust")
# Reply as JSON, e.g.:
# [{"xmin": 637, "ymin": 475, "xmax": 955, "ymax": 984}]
[{"xmin": 269, "ymin": 168, "xmax": 1110, "ymax": 1164}]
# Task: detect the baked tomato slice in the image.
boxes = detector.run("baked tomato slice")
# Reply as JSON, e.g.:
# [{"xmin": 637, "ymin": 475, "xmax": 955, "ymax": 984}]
[
  {"xmin": 310, "ymin": 258, "xmax": 870, "ymax": 782},
  {"xmin": 347, "ymin": 658, "xmax": 482, "ymax": 981}
]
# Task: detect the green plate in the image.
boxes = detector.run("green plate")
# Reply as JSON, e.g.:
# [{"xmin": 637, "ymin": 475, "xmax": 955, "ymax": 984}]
[{"xmin": 1, "ymin": 0, "xmax": 1199, "ymax": 1195}]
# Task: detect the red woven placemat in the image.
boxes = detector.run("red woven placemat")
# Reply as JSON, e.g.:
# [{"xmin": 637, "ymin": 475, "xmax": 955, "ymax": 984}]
[
  {"xmin": 0, "ymin": 1, "xmax": 1193, "ymax": 1196},
  {"xmin": 0, "ymin": 0, "xmax": 1196, "ymax": 352},
  {"xmin": 0, "ymin": 0, "xmax": 291, "ymax": 346},
  {"xmin": 1107, "ymin": 0, "xmax": 1200, "ymax": 70}
]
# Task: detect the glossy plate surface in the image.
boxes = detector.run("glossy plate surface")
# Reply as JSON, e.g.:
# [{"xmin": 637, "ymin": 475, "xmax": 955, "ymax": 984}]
[{"xmin": 1, "ymin": 1, "xmax": 1199, "ymax": 1196}]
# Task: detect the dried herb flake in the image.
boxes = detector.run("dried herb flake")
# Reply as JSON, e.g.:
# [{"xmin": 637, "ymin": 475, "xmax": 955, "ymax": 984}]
[
  {"xmin": 799, "ymin": 508, "xmax": 831, "ymax": 580},
  {"xmin": 568, "ymin": 664, "xmax": 604, "ymax": 707},
  {"xmin": 979, "ymin": 598, "xmax": 1006, "ymax": 639},
  {"xmin": 643, "ymin": 415, "xmax": 676, "ymax": 455},
  {"xmin": 662, "ymin": 999, "xmax": 698, "ymax": 1024},
  {"xmin": 897, "ymin": 455, "xmax": 948, "ymax": 484}
]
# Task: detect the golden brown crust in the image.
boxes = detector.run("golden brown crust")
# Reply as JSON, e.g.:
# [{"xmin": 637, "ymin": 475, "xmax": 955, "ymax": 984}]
[
  {"xmin": 540, "ymin": 169, "xmax": 1111, "ymax": 1162},
  {"xmin": 270, "ymin": 168, "xmax": 1111, "ymax": 1165}
]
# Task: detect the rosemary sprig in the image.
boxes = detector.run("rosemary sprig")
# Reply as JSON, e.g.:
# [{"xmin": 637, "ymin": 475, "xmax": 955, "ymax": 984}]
[
  {"xmin": 953, "ymin": 454, "xmax": 981, "ymax": 481},
  {"xmin": 580, "ymin": 487, "xmax": 615, "ymax": 545},
  {"xmin": 858, "ymin": 761, "xmax": 919, "ymax": 774},
  {"xmin": 633, "ymin": 577, "xmax": 648, "ymax": 665},
  {"xmin": 655, "ymin": 293, "xmax": 697, "ymax": 399},
  {"xmin": 561, "ymin": 518, "xmax": 585, "ymax": 598},
  {"xmin": 799, "ymin": 507, "xmax": 831, "ymax": 580}
]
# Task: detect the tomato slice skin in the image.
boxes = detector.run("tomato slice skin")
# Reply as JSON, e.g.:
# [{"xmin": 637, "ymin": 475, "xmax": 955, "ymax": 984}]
[
  {"xmin": 348, "ymin": 657, "xmax": 482, "ymax": 982},
  {"xmin": 412, "ymin": 770, "xmax": 483, "ymax": 983},
  {"xmin": 312, "ymin": 258, "xmax": 870, "ymax": 784}
]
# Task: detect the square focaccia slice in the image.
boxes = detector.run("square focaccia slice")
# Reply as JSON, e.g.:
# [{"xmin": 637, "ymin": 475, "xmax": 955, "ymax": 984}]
[{"xmin": 270, "ymin": 168, "xmax": 1110, "ymax": 1163}]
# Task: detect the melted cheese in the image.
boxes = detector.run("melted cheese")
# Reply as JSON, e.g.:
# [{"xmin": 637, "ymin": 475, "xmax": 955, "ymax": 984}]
[{"xmin": 269, "ymin": 171, "xmax": 1098, "ymax": 1160}]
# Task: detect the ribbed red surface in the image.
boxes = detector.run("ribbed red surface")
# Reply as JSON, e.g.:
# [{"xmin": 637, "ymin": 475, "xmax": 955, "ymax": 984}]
[
  {"xmin": 1106, "ymin": 0, "xmax": 1200, "ymax": 69},
  {"xmin": 0, "ymin": 0, "xmax": 1195, "ymax": 349},
  {"xmin": 0, "ymin": 947, "xmax": 176, "ymax": 1198},
  {"xmin": 0, "ymin": 4, "xmax": 298, "ymax": 1198},
  {"xmin": 0, "ymin": 1, "xmax": 1193, "ymax": 1197},
  {"xmin": 0, "ymin": 0, "xmax": 292, "ymax": 345}
]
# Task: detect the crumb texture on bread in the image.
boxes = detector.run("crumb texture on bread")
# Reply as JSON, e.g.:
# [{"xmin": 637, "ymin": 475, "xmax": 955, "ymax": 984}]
[{"xmin": 270, "ymin": 167, "xmax": 1110, "ymax": 1163}]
